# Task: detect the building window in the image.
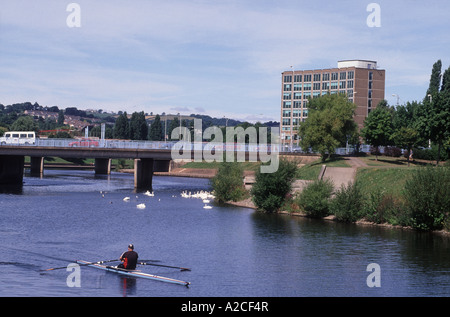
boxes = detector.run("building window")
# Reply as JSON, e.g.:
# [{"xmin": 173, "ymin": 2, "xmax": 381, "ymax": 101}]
[
  {"xmin": 368, "ymin": 72, "xmax": 373, "ymax": 80},
  {"xmin": 283, "ymin": 101, "xmax": 291, "ymax": 108},
  {"xmin": 303, "ymin": 92, "xmax": 311, "ymax": 99},
  {"xmin": 304, "ymin": 74, "xmax": 312, "ymax": 82},
  {"xmin": 339, "ymin": 81, "xmax": 346, "ymax": 89},
  {"xmin": 294, "ymin": 92, "xmax": 302, "ymax": 99},
  {"xmin": 283, "ymin": 93, "xmax": 291, "ymax": 100},
  {"xmin": 294, "ymin": 101, "xmax": 301, "ymax": 108},
  {"xmin": 330, "ymin": 81, "xmax": 338, "ymax": 90},
  {"xmin": 283, "ymin": 110, "xmax": 291, "ymax": 117},
  {"xmin": 347, "ymin": 89, "xmax": 353, "ymax": 97},
  {"xmin": 313, "ymin": 73, "xmax": 321, "ymax": 81},
  {"xmin": 368, "ymin": 81, "xmax": 373, "ymax": 89},
  {"xmin": 303, "ymin": 83, "xmax": 311, "ymax": 91},
  {"xmin": 368, "ymin": 99, "xmax": 372, "ymax": 108},
  {"xmin": 340, "ymin": 72, "xmax": 346, "ymax": 80},
  {"xmin": 294, "ymin": 83, "xmax": 302, "ymax": 91},
  {"xmin": 368, "ymin": 90, "xmax": 372, "ymax": 98},
  {"xmin": 323, "ymin": 73, "xmax": 330, "ymax": 81},
  {"xmin": 293, "ymin": 110, "xmax": 301, "ymax": 117},
  {"xmin": 347, "ymin": 80, "xmax": 354, "ymax": 88},
  {"xmin": 331, "ymin": 72, "xmax": 338, "ymax": 80},
  {"xmin": 322, "ymin": 82, "xmax": 329, "ymax": 90},
  {"xmin": 313, "ymin": 83, "xmax": 321, "ymax": 90},
  {"xmin": 284, "ymin": 75, "xmax": 292, "ymax": 82},
  {"xmin": 303, "ymin": 109, "xmax": 308, "ymax": 117},
  {"xmin": 313, "ymin": 92, "xmax": 320, "ymax": 98},
  {"xmin": 282, "ymin": 118, "xmax": 291, "ymax": 126},
  {"xmin": 348, "ymin": 71, "xmax": 354, "ymax": 79},
  {"xmin": 283, "ymin": 84, "xmax": 291, "ymax": 91},
  {"xmin": 294, "ymin": 75, "xmax": 302, "ymax": 82}
]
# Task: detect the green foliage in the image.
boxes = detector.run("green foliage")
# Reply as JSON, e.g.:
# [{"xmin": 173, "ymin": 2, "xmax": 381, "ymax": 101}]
[
  {"xmin": 404, "ymin": 167, "xmax": 450, "ymax": 231},
  {"xmin": 251, "ymin": 159, "xmax": 298, "ymax": 213},
  {"xmin": 361, "ymin": 106, "xmax": 393, "ymax": 159},
  {"xmin": 129, "ymin": 111, "xmax": 148, "ymax": 140},
  {"xmin": 296, "ymin": 179, "xmax": 334, "ymax": 218},
  {"xmin": 148, "ymin": 114, "xmax": 163, "ymax": 141},
  {"xmin": 298, "ymin": 94, "xmax": 357, "ymax": 161},
  {"xmin": 329, "ymin": 182, "xmax": 364, "ymax": 222},
  {"xmin": 10, "ymin": 116, "xmax": 38, "ymax": 132},
  {"xmin": 114, "ymin": 112, "xmax": 129, "ymax": 139},
  {"xmin": 362, "ymin": 191, "xmax": 408, "ymax": 226},
  {"xmin": 210, "ymin": 162, "xmax": 246, "ymax": 203}
]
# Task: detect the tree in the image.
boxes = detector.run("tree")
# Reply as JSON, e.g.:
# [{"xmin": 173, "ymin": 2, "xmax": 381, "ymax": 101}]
[
  {"xmin": 421, "ymin": 61, "xmax": 450, "ymax": 165},
  {"xmin": 114, "ymin": 112, "xmax": 129, "ymax": 139},
  {"xmin": 298, "ymin": 94, "xmax": 357, "ymax": 161},
  {"xmin": 57, "ymin": 110, "xmax": 65, "ymax": 126},
  {"xmin": 129, "ymin": 111, "xmax": 148, "ymax": 140},
  {"xmin": 361, "ymin": 106, "xmax": 394, "ymax": 160},
  {"xmin": 168, "ymin": 116, "xmax": 180, "ymax": 141},
  {"xmin": 391, "ymin": 101, "xmax": 425, "ymax": 166},
  {"xmin": 251, "ymin": 159, "xmax": 298, "ymax": 213},
  {"xmin": 210, "ymin": 162, "xmax": 246, "ymax": 203},
  {"xmin": 10, "ymin": 116, "xmax": 38, "ymax": 132},
  {"xmin": 148, "ymin": 114, "xmax": 163, "ymax": 141}
]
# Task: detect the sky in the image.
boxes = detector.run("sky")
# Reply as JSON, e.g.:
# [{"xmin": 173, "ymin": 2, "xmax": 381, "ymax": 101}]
[{"xmin": 0, "ymin": 0, "xmax": 449, "ymax": 122}]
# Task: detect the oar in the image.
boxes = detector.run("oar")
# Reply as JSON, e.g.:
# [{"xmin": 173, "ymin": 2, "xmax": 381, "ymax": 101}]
[
  {"xmin": 138, "ymin": 261, "xmax": 191, "ymax": 271},
  {"xmin": 40, "ymin": 259, "xmax": 118, "ymax": 271}
]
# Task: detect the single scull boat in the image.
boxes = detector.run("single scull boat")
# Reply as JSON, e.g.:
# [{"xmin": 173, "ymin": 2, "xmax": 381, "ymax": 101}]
[{"xmin": 76, "ymin": 260, "xmax": 190, "ymax": 287}]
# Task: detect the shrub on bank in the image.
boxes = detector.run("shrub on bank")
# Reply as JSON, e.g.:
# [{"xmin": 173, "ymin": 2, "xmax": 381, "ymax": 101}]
[
  {"xmin": 330, "ymin": 182, "xmax": 364, "ymax": 223},
  {"xmin": 363, "ymin": 191, "xmax": 408, "ymax": 226},
  {"xmin": 251, "ymin": 159, "xmax": 298, "ymax": 213},
  {"xmin": 296, "ymin": 179, "xmax": 334, "ymax": 218},
  {"xmin": 210, "ymin": 162, "xmax": 247, "ymax": 203},
  {"xmin": 404, "ymin": 166, "xmax": 450, "ymax": 231}
]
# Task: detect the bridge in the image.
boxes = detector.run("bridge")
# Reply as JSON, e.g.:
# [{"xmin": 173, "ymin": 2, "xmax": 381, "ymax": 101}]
[{"xmin": 0, "ymin": 139, "xmax": 280, "ymax": 190}]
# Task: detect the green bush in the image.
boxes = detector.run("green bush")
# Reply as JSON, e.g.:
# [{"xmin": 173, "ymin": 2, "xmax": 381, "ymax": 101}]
[
  {"xmin": 251, "ymin": 159, "xmax": 298, "ymax": 213},
  {"xmin": 210, "ymin": 162, "xmax": 246, "ymax": 203},
  {"xmin": 330, "ymin": 182, "xmax": 364, "ymax": 222},
  {"xmin": 363, "ymin": 190, "xmax": 408, "ymax": 226},
  {"xmin": 296, "ymin": 179, "xmax": 334, "ymax": 218},
  {"xmin": 404, "ymin": 167, "xmax": 450, "ymax": 231}
]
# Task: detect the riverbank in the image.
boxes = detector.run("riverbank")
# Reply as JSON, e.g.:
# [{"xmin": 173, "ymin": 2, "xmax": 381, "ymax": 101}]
[{"xmin": 163, "ymin": 155, "xmax": 449, "ymax": 236}]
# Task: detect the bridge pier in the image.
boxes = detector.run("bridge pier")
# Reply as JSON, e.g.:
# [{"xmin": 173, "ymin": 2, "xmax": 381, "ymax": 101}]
[
  {"xmin": 0, "ymin": 155, "xmax": 25, "ymax": 185},
  {"xmin": 134, "ymin": 158, "xmax": 153, "ymax": 190},
  {"xmin": 94, "ymin": 158, "xmax": 111, "ymax": 175},
  {"xmin": 30, "ymin": 156, "xmax": 44, "ymax": 176}
]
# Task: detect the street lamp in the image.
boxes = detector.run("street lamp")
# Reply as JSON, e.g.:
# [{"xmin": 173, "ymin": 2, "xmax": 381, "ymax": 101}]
[{"xmin": 392, "ymin": 94, "xmax": 400, "ymax": 106}]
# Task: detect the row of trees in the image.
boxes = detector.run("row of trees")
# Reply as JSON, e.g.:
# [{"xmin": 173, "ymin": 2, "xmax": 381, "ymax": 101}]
[
  {"xmin": 297, "ymin": 59, "xmax": 450, "ymax": 164},
  {"xmin": 362, "ymin": 60, "xmax": 450, "ymax": 165}
]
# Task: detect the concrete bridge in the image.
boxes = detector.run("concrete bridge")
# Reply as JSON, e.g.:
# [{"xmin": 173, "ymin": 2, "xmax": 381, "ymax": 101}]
[{"xmin": 0, "ymin": 139, "xmax": 280, "ymax": 190}]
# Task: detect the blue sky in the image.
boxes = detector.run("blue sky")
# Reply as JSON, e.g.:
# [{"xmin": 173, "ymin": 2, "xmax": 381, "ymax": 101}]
[{"xmin": 0, "ymin": 0, "xmax": 449, "ymax": 122}]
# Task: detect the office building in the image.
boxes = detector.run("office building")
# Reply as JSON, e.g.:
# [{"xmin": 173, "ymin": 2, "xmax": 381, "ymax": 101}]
[{"xmin": 280, "ymin": 60, "xmax": 385, "ymax": 147}]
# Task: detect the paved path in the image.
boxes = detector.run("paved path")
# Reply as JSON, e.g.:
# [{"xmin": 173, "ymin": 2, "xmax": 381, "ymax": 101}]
[{"xmin": 321, "ymin": 156, "xmax": 367, "ymax": 189}]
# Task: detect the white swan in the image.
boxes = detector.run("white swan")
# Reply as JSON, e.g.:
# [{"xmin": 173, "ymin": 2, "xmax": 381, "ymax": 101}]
[
  {"xmin": 123, "ymin": 197, "xmax": 130, "ymax": 201},
  {"xmin": 136, "ymin": 203, "xmax": 146, "ymax": 209},
  {"xmin": 203, "ymin": 204, "xmax": 212, "ymax": 209}
]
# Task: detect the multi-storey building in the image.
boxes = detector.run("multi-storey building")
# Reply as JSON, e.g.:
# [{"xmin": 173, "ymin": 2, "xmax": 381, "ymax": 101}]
[{"xmin": 280, "ymin": 60, "xmax": 385, "ymax": 147}]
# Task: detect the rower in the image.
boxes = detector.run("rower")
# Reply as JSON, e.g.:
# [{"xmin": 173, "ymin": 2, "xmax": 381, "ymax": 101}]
[{"xmin": 118, "ymin": 244, "xmax": 139, "ymax": 270}]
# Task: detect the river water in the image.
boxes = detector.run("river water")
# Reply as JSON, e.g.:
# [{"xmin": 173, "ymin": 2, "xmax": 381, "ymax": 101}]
[{"xmin": 0, "ymin": 169, "xmax": 449, "ymax": 297}]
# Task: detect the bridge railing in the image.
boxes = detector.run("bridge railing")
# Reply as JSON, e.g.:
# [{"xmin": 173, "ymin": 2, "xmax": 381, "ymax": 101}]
[{"xmin": 0, "ymin": 138, "xmax": 372, "ymax": 154}]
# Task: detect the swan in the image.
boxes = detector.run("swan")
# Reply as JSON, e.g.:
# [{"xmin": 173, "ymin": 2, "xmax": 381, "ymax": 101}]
[
  {"xmin": 123, "ymin": 197, "xmax": 130, "ymax": 201},
  {"xmin": 136, "ymin": 203, "xmax": 146, "ymax": 209},
  {"xmin": 203, "ymin": 204, "xmax": 212, "ymax": 209}
]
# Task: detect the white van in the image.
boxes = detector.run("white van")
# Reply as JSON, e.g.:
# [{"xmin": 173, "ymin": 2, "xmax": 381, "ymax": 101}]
[{"xmin": 0, "ymin": 131, "xmax": 36, "ymax": 145}]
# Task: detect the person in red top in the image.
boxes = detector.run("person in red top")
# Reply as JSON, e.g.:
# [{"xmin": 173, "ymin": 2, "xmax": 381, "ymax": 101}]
[{"xmin": 118, "ymin": 244, "xmax": 139, "ymax": 270}]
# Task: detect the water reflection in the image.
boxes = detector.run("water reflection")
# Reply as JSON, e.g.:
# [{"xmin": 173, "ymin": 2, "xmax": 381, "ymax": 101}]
[{"xmin": 119, "ymin": 277, "xmax": 137, "ymax": 296}]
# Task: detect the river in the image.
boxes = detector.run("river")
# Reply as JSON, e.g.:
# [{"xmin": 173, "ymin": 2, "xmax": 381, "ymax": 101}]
[{"xmin": 0, "ymin": 169, "xmax": 449, "ymax": 297}]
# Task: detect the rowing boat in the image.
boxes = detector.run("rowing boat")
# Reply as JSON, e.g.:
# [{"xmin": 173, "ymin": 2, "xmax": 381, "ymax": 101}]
[{"xmin": 76, "ymin": 260, "xmax": 190, "ymax": 286}]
